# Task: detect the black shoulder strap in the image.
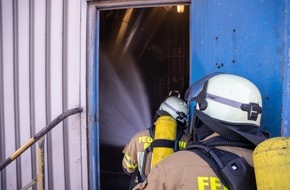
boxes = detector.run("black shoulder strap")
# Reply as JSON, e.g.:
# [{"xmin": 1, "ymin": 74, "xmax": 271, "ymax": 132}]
[
  {"xmin": 140, "ymin": 138, "xmax": 178, "ymax": 181},
  {"xmin": 187, "ymin": 144, "xmax": 230, "ymax": 187},
  {"xmin": 129, "ymin": 168, "xmax": 143, "ymax": 190},
  {"xmin": 186, "ymin": 143, "xmax": 257, "ymax": 190},
  {"xmin": 140, "ymin": 129, "xmax": 185, "ymax": 182}
]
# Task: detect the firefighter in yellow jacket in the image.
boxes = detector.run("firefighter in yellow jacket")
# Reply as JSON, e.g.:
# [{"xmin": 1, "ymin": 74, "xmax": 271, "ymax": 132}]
[
  {"xmin": 133, "ymin": 73, "xmax": 267, "ymax": 190},
  {"xmin": 122, "ymin": 93, "xmax": 190, "ymax": 189}
]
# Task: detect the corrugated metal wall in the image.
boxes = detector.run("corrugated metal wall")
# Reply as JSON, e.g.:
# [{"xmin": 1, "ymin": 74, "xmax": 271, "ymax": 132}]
[{"xmin": 0, "ymin": 0, "xmax": 88, "ymax": 190}]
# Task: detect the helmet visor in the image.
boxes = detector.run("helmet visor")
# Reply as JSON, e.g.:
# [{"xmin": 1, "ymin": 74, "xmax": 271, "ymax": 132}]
[{"xmin": 185, "ymin": 72, "xmax": 223, "ymax": 102}]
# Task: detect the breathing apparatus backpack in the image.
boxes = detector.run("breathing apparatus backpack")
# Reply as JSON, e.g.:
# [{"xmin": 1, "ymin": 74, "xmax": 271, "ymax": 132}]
[
  {"xmin": 187, "ymin": 110, "xmax": 268, "ymax": 190},
  {"xmin": 186, "ymin": 136, "xmax": 257, "ymax": 190},
  {"xmin": 128, "ymin": 114, "xmax": 185, "ymax": 190},
  {"xmin": 142, "ymin": 110, "xmax": 185, "ymax": 173}
]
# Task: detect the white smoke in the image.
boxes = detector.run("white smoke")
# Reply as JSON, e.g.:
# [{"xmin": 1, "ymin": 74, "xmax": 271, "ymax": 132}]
[{"xmin": 99, "ymin": 51, "xmax": 151, "ymax": 146}]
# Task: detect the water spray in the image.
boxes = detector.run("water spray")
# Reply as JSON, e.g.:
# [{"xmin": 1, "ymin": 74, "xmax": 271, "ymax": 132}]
[{"xmin": 99, "ymin": 52, "xmax": 151, "ymax": 147}]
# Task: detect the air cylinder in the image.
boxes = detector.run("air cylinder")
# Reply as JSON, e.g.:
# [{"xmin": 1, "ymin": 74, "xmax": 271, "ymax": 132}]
[
  {"xmin": 253, "ymin": 137, "xmax": 290, "ymax": 190},
  {"xmin": 151, "ymin": 115, "xmax": 177, "ymax": 168}
]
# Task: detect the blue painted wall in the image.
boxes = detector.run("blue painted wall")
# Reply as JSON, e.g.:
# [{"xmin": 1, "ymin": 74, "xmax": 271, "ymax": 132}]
[
  {"xmin": 190, "ymin": 0, "xmax": 285, "ymax": 137},
  {"xmin": 283, "ymin": 0, "xmax": 290, "ymax": 137}
]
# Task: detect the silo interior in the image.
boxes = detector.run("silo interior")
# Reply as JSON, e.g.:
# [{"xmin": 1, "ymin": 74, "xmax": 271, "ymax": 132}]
[{"xmin": 99, "ymin": 5, "xmax": 189, "ymax": 189}]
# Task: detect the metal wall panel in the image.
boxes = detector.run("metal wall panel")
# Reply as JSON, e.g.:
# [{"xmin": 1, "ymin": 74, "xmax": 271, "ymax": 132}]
[
  {"xmin": 2, "ymin": 0, "xmax": 17, "ymax": 189},
  {"xmin": 18, "ymin": 0, "xmax": 33, "ymax": 188},
  {"xmin": 0, "ymin": 0, "xmax": 88, "ymax": 190}
]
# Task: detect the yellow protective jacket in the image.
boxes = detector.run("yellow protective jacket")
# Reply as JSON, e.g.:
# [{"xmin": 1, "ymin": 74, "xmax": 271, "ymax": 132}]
[
  {"xmin": 122, "ymin": 129, "xmax": 189, "ymax": 177},
  {"xmin": 133, "ymin": 134, "xmax": 253, "ymax": 190}
]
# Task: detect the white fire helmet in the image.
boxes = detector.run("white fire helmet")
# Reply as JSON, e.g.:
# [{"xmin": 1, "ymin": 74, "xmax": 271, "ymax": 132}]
[
  {"xmin": 185, "ymin": 73, "xmax": 262, "ymax": 127},
  {"xmin": 159, "ymin": 96, "xmax": 189, "ymax": 128}
]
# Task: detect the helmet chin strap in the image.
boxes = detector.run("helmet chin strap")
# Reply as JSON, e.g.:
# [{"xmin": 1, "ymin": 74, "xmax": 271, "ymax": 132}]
[{"xmin": 194, "ymin": 109, "xmax": 266, "ymax": 146}]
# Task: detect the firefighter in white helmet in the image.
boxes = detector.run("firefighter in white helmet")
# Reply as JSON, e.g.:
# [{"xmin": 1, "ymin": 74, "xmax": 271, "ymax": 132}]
[
  {"xmin": 133, "ymin": 73, "xmax": 267, "ymax": 190},
  {"xmin": 122, "ymin": 91, "xmax": 190, "ymax": 189}
]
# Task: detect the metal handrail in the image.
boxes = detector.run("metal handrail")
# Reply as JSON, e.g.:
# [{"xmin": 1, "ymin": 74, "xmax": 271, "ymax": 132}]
[{"xmin": 0, "ymin": 107, "xmax": 83, "ymax": 171}]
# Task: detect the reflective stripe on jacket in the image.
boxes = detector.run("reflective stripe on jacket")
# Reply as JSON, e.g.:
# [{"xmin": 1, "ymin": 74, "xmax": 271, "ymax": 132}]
[{"xmin": 122, "ymin": 129, "xmax": 189, "ymax": 176}]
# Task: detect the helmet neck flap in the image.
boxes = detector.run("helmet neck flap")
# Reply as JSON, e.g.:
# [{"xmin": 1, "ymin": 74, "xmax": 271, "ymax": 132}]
[{"xmin": 193, "ymin": 109, "xmax": 266, "ymax": 146}]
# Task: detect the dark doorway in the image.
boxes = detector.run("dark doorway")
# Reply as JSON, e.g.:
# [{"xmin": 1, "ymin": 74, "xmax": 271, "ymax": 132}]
[{"xmin": 99, "ymin": 5, "xmax": 189, "ymax": 190}]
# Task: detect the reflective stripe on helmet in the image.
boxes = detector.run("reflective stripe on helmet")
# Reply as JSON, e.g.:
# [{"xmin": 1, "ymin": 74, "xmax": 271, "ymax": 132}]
[
  {"xmin": 163, "ymin": 101, "xmax": 189, "ymax": 127},
  {"xmin": 206, "ymin": 93, "xmax": 262, "ymax": 121},
  {"xmin": 163, "ymin": 101, "xmax": 178, "ymax": 114}
]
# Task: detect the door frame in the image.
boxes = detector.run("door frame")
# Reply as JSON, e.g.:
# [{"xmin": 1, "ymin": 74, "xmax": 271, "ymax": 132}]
[{"xmin": 86, "ymin": 1, "xmax": 191, "ymax": 189}]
